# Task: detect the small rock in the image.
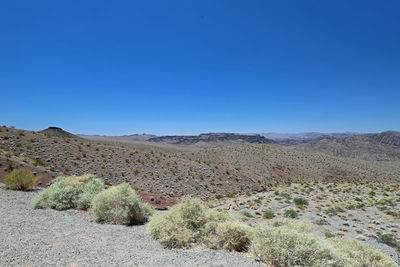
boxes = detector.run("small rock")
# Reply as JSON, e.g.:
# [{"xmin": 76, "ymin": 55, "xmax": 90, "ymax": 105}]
[{"xmin": 355, "ymin": 234, "xmax": 367, "ymax": 241}]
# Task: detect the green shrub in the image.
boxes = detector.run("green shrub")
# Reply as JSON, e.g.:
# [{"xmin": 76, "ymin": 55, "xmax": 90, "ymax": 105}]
[
  {"xmin": 263, "ymin": 210, "xmax": 275, "ymax": 219},
  {"xmin": 205, "ymin": 221, "xmax": 254, "ymax": 252},
  {"xmin": 326, "ymin": 206, "xmax": 346, "ymax": 216},
  {"xmin": 148, "ymin": 197, "xmax": 235, "ymax": 248},
  {"xmin": 294, "ymin": 197, "xmax": 309, "ymax": 206},
  {"xmin": 284, "ymin": 209, "xmax": 298, "ymax": 218},
  {"xmin": 330, "ymin": 238, "xmax": 396, "ymax": 267},
  {"xmin": 250, "ymin": 225, "xmax": 351, "ymax": 267},
  {"xmin": 3, "ymin": 168, "xmax": 37, "ymax": 191},
  {"xmin": 33, "ymin": 174, "xmax": 104, "ymax": 210},
  {"xmin": 89, "ymin": 183, "xmax": 154, "ymax": 225}
]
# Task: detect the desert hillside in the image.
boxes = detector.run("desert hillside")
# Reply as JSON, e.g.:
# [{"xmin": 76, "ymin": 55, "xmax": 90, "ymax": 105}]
[
  {"xmin": 80, "ymin": 132, "xmax": 275, "ymax": 149},
  {"xmin": 1, "ymin": 126, "xmax": 399, "ymax": 201}
]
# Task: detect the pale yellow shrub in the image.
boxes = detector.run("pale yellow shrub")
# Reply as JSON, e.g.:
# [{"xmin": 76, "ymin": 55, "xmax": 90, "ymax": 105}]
[
  {"xmin": 275, "ymin": 219, "xmax": 314, "ymax": 233},
  {"xmin": 250, "ymin": 225, "xmax": 351, "ymax": 267},
  {"xmin": 148, "ymin": 197, "xmax": 236, "ymax": 248},
  {"xmin": 330, "ymin": 238, "xmax": 396, "ymax": 267},
  {"xmin": 205, "ymin": 221, "xmax": 254, "ymax": 252}
]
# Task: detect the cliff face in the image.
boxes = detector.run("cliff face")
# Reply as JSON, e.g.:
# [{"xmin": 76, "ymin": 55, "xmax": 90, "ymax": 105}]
[{"xmin": 148, "ymin": 133, "xmax": 274, "ymax": 145}]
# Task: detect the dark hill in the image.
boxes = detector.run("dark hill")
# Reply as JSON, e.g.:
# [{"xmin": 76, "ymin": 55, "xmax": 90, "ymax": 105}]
[{"xmin": 39, "ymin": 127, "xmax": 80, "ymax": 139}]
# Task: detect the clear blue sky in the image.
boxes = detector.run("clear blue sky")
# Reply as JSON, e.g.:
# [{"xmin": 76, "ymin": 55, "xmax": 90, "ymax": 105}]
[{"xmin": 1, "ymin": 1, "xmax": 399, "ymax": 135}]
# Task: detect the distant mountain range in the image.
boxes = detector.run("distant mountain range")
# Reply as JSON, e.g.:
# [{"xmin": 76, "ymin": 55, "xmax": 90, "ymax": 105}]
[
  {"xmin": 78, "ymin": 133, "xmax": 156, "ymax": 143},
  {"xmin": 262, "ymin": 132, "xmax": 359, "ymax": 142},
  {"xmin": 78, "ymin": 130, "xmax": 400, "ymax": 158},
  {"xmin": 295, "ymin": 131, "xmax": 400, "ymax": 161},
  {"xmin": 78, "ymin": 132, "xmax": 274, "ymax": 148},
  {"xmin": 147, "ymin": 133, "xmax": 273, "ymax": 145}
]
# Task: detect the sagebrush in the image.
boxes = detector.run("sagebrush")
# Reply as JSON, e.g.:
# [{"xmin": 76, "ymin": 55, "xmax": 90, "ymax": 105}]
[
  {"xmin": 250, "ymin": 225, "xmax": 352, "ymax": 267},
  {"xmin": 330, "ymin": 238, "xmax": 396, "ymax": 267},
  {"xmin": 89, "ymin": 183, "xmax": 154, "ymax": 225},
  {"xmin": 148, "ymin": 197, "xmax": 253, "ymax": 251},
  {"xmin": 251, "ymin": 221, "xmax": 396, "ymax": 267},
  {"xmin": 33, "ymin": 174, "xmax": 104, "ymax": 210},
  {"xmin": 205, "ymin": 221, "xmax": 254, "ymax": 252}
]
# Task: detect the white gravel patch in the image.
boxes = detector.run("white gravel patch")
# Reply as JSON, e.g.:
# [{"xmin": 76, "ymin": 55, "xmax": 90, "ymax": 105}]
[{"xmin": 0, "ymin": 188, "xmax": 261, "ymax": 267}]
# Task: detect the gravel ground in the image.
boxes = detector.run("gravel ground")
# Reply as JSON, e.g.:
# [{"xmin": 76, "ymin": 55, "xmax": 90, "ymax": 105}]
[{"xmin": 0, "ymin": 188, "xmax": 261, "ymax": 267}]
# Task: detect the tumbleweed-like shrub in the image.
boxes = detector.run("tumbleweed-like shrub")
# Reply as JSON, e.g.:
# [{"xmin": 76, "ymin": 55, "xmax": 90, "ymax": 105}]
[
  {"xmin": 250, "ymin": 225, "xmax": 352, "ymax": 267},
  {"xmin": 33, "ymin": 174, "xmax": 104, "ymax": 210},
  {"xmin": 89, "ymin": 183, "xmax": 154, "ymax": 225},
  {"xmin": 329, "ymin": 238, "xmax": 396, "ymax": 267},
  {"xmin": 205, "ymin": 220, "xmax": 254, "ymax": 252},
  {"xmin": 3, "ymin": 168, "xmax": 37, "ymax": 191},
  {"xmin": 148, "ymin": 210, "xmax": 194, "ymax": 247},
  {"xmin": 148, "ymin": 197, "xmax": 239, "ymax": 248}
]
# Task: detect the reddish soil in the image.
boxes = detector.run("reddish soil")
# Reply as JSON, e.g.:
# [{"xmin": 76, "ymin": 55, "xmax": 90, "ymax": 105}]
[
  {"xmin": 0, "ymin": 156, "xmax": 178, "ymax": 210},
  {"xmin": 0, "ymin": 156, "xmax": 55, "ymax": 186},
  {"xmin": 137, "ymin": 191, "xmax": 179, "ymax": 210}
]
